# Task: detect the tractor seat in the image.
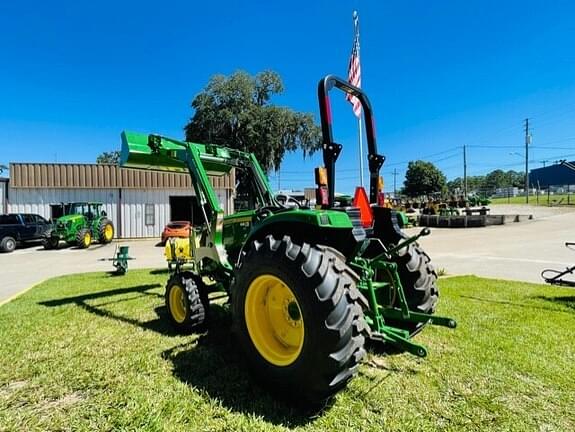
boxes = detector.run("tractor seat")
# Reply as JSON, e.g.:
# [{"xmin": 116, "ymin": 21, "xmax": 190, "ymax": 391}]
[{"xmin": 333, "ymin": 206, "xmax": 370, "ymax": 241}]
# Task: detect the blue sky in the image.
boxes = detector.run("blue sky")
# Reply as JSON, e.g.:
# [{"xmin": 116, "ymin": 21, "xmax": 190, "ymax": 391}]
[{"xmin": 1, "ymin": 1, "xmax": 575, "ymax": 193}]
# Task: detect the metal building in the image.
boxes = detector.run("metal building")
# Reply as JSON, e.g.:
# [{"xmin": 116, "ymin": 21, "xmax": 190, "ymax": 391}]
[
  {"xmin": 529, "ymin": 161, "xmax": 575, "ymax": 187},
  {"xmin": 3, "ymin": 163, "xmax": 234, "ymax": 239},
  {"xmin": 0, "ymin": 178, "xmax": 7, "ymax": 214}
]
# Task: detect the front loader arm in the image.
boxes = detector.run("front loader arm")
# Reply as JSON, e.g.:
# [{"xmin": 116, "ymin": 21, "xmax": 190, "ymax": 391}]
[{"xmin": 120, "ymin": 131, "xmax": 231, "ymax": 270}]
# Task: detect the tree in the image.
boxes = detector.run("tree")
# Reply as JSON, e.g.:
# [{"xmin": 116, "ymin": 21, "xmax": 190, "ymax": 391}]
[
  {"xmin": 403, "ymin": 160, "xmax": 446, "ymax": 197},
  {"xmin": 184, "ymin": 70, "xmax": 322, "ymax": 171},
  {"xmin": 96, "ymin": 151, "xmax": 120, "ymax": 164},
  {"xmin": 483, "ymin": 169, "xmax": 507, "ymax": 190},
  {"xmin": 506, "ymin": 170, "xmax": 524, "ymax": 187},
  {"xmin": 447, "ymin": 175, "xmax": 487, "ymax": 194}
]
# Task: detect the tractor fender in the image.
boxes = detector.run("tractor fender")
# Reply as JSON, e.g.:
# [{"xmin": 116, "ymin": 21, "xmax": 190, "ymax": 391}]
[
  {"xmin": 371, "ymin": 207, "xmax": 406, "ymax": 245},
  {"xmin": 238, "ymin": 210, "xmax": 355, "ymax": 264}
]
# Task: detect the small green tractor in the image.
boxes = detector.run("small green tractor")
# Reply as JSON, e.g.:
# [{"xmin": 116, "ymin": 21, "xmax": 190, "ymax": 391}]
[
  {"xmin": 120, "ymin": 75, "xmax": 455, "ymax": 404},
  {"xmin": 43, "ymin": 202, "xmax": 115, "ymax": 249}
]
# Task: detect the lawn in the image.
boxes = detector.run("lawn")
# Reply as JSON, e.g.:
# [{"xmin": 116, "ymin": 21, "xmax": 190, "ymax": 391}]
[
  {"xmin": 0, "ymin": 271, "xmax": 574, "ymax": 431},
  {"xmin": 490, "ymin": 194, "xmax": 574, "ymax": 206}
]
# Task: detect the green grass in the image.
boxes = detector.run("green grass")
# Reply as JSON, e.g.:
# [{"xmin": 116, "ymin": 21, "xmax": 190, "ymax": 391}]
[
  {"xmin": 490, "ymin": 194, "xmax": 575, "ymax": 206},
  {"xmin": 1, "ymin": 271, "xmax": 574, "ymax": 431}
]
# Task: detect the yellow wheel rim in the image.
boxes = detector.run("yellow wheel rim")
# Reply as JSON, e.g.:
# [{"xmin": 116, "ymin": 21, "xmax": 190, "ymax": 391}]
[
  {"xmin": 245, "ymin": 275, "xmax": 304, "ymax": 366},
  {"xmin": 169, "ymin": 284, "xmax": 187, "ymax": 323},
  {"xmin": 83, "ymin": 233, "xmax": 91, "ymax": 247},
  {"xmin": 104, "ymin": 224, "xmax": 113, "ymax": 241}
]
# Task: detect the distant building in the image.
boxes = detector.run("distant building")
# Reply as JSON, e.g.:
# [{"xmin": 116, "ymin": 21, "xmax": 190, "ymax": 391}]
[
  {"xmin": 1, "ymin": 163, "xmax": 234, "ymax": 238},
  {"xmin": 492, "ymin": 187, "xmax": 519, "ymax": 198},
  {"xmin": 530, "ymin": 161, "xmax": 575, "ymax": 188},
  {"xmin": 0, "ymin": 178, "xmax": 7, "ymax": 214}
]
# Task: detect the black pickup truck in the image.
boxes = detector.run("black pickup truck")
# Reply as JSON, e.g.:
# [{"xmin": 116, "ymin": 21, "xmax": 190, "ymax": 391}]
[{"xmin": 0, "ymin": 213, "xmax": 51, "ymax": 253}]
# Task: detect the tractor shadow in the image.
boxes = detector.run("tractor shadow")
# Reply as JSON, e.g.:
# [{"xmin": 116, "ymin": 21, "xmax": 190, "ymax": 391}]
[
  {"xmin": 161, "ymin": 305, "xmax": 327, "ymax": 427},
  {"xmin": 38, "ymin": 283, "xmax": 184, "ymax": 337},
  {"xmin": 39, "ymin": 284, "xmax": 329, "ymax": 424},
  {"xmin": 532, "ymin": 295, "xmax": 575, "ymax": 311},
  {"xmin": 149, "ymin": 268, "xmax": 170, "ymax": 275}
]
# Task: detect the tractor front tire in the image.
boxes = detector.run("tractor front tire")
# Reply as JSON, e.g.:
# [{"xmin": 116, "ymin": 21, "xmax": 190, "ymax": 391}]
[
  {"xmin": 43, "ymin": 236, "xmax": 59, "ymax": 250},
  {"xmin": 98, "ymin": 219, "xmax": 114, "ymax": 244},
  {"xmin": 389, "ymin": 243, "xmax": 439, "ymax": 336},
  {"xmin": 165, "ymin": 272, "xmax": 209, "ymax": 333},
  {"xmin": 232, "ymin": 235, "xmax": 368, "ymax": 404},
  {"xmin": 0, "ymin": 236, "xmax": 17, "ymax": 253},
  {"xmin": 76, "ymin": 228, "xmax": 92, "ymax": 249}
]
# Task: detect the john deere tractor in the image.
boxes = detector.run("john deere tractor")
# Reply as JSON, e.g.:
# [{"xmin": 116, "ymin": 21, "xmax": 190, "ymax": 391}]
[
  {"xmin": 43, "ymin": 202, "xmax": 115, "ymax": 249},
  {"xmin": 120, "ymin": 75, "xmax": 455, "ymax": 404}
]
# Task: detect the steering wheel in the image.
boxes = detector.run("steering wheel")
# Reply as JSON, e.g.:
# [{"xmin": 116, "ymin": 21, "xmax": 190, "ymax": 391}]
[
  {"xmin": 282, "ymin": 195, "xmax": 301, "ymax": 209},
  {"xmin": 275, "ymin": 194, "xmax": 301, "ymax": 209},
  {"xmin": 255, "ymin": 206, "xmax": 278, "ymax": 221}
]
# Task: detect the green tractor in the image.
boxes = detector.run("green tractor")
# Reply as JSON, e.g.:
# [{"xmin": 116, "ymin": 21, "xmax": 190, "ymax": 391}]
[
  {"xmin": 120, "ymin": 75, "xmax": 455, "ymax": 404},
  {"xmin": 43, "ymin": 202, "xmax": 115, "ymax": 249}
]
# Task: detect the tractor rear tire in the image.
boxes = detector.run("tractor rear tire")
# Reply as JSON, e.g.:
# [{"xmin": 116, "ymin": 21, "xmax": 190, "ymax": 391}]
[
  {"xmin": 232, "ymin": 235, "xmax": 369, "ymax": 404},
  {"xmin": 98, "ymin": 219, "xmax": 114, "ymax": 244},
  {"xmin": 165, "ymin": 272, "xmax": 209, "ymax": 333},
  {"xmin": 0, "ymin": 236, "xmax": 17, "ymax": 253},
  {"xmin": 76, "ymin": 228, "xmax": 92, "ymax": 249},
  {"xmin": 389, "ymin": 243, "xmax": 439, "ymax": 336}
]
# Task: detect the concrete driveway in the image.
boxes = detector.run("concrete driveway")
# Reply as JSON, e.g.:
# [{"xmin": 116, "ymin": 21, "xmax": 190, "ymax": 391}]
[
  {"xmin": 1, "ymin": 204, "xmax": 574, "ymax": 305},
  {"xmin": 0, "ymin": 239, "xmax": 166, "ymax": 304},
  {"xmin": 407, "ymin": 204, "xmax": 575, "ymax": 284}
]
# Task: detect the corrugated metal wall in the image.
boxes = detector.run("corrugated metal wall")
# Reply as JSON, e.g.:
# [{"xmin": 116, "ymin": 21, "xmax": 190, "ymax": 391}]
[
  {"xmin": 7, "ymin": 187, "xmax": 232, "ymax": 239},
  {"xmin": 0, "ymin": 181, "xmax": 6, "ymax": 213},
  {"xmin": 8, "ymin": 189, "xmax": 119, "ymax": 228},
  {"xmin": 6, "ymin": 162, "xmax": 235, "ymax": 238},
  {"xmin": 10, "ymin": 163, "xmax": 234, "ymax": 190},
  {"xmin": 121, "ymin": 189, "xmax": 187, "ymax": 238},
  {"xmin": 120, "ymin": 189, "xmax": 231, "ymax": 238}
]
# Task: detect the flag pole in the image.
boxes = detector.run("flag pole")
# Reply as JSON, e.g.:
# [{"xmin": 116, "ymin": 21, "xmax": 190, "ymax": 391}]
[
  {"xmin": 353, "ymin": 10, "xmax": 363, "ymax": 187},
  {"xmin": 358, "ymin": 115, "xmax": 364, "ymax": 187}
]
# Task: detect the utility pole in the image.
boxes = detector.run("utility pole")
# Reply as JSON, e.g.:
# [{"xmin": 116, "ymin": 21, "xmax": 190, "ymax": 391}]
[
  {"xmin": 463, "ymin": 145, "xmax": 467, "ymax": 197},
  {"xmin": 524, "ymin": 118, "xmax": 530, "ymax": 203},
  {"xmin": 393, "ymin": 168, "xmax": 398, "ymax": 197}
]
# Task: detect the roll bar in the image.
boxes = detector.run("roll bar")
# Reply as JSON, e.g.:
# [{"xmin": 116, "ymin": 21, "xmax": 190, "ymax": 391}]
[{"xmin": 317, "ymin": 75, "xmax": 385, "ymax": 207}]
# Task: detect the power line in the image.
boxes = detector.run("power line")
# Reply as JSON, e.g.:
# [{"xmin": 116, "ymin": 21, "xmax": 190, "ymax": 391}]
[
  {"xmin": 530, "ymin": 100, "xmax": 575, "ymax": 121},
  {"xmin": 431, "ymin": 153, "xmax": 460, "ymax": 163},
  {"xmin": 468, "ymin": 145, "xmax": 524, "ymax": 149},
  {"xmin": 384, "ymin": 146, "xmax": 461, "ymax": 167},
  {"xmin": 532, "ymin": 136, "xmax": 575, "ymax": 146},
  {"xmin": 533, "ymin": 145, "xmax": 575, "ymax": 150},
  {"xmin": 437, "ymin": 163, "xmax": 461, "ymax": 171}
]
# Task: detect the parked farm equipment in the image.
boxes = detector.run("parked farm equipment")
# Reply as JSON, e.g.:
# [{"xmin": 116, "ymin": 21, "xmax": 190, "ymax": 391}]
[
  {"xmin": 44, "ymin": 202, "xmax": 115, "ymax": 249},
  {"xmin": 541, "ymin": 242, "xmax": 575, "ymax": 287},
  {"xmin": 120, "ymin": 75, "xmax": 456, "ymax": 403},
  {"xmin": 99, "ymin": 245, "xmax": 134, "ymax": 275}
]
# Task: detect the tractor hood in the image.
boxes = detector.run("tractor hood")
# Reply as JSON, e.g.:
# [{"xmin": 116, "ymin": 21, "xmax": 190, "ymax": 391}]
[{"xmin": 55, "ymin": 214, "xmax": 84, "ymax": 224}]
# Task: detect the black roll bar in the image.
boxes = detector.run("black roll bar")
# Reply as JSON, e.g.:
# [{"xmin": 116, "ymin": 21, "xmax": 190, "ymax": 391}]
[{"xmin": 317, "ymin": 75, "xmax": 385, "ymax": 207}]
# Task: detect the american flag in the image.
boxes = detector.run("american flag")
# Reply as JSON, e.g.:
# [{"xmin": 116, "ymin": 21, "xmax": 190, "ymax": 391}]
[{"xmin": 346, "ymin": 11, "xmax": 361, "ymax": 118}]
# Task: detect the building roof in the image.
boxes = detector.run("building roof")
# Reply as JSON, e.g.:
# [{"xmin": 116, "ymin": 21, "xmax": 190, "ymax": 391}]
[
  {"xmin": 9, "ymin": 163, "xmax": 234, "ymax": 190},
  {"xmin": 529, "ymin": 161, "xmax": 575, "ymax": 187}
]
